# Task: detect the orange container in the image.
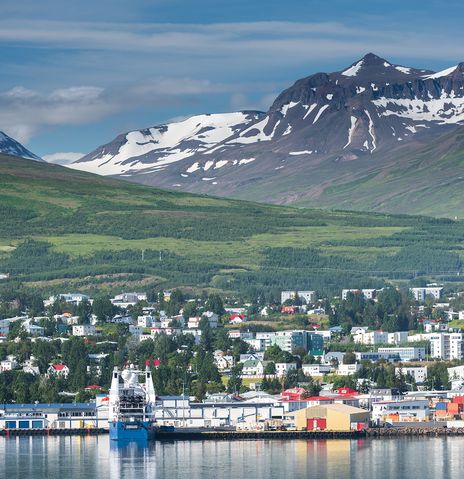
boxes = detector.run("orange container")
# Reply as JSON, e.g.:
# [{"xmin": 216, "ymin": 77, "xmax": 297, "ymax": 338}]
[
  {"xmin": 448, "ymin": 403, "xmax": 459, "ymax": 414},
  {"xmin": 436, "ymin": 410, "xmax": 449, "ymax": 417}
]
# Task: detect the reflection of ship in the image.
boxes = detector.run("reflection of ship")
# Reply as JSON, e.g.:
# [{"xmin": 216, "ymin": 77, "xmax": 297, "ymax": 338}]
[{"xmin": 108, "ymin": 365, "xmax": 157, "ymax": 442}]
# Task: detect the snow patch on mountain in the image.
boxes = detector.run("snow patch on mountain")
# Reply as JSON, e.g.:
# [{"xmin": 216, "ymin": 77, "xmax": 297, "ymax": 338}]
[{"xmin": 342, "ymin": 60, "xmax": 364, "ymax": 77}]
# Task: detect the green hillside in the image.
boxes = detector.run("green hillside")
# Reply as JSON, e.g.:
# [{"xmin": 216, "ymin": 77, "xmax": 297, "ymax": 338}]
[{"xmin": 0, "ymin": 154, "xmax": 463, "ymax": 298}]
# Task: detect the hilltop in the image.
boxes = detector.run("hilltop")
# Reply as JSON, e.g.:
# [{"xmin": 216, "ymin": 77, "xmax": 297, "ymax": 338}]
[{"xmin": 0, "ymin": 154, "xmax": 463, "ymax": 297}]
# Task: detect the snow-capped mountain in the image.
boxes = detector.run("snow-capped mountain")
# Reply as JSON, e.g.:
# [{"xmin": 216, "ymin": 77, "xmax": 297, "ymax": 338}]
[
  {"xmin": 70, "ymin": 54, "xmax": 464, "ymax": 215},
  {"xmin": 0, "ymin": 132, "xmax": 42, "ymax": 161},
  {"xmin": 72, "ymin": 111, "xmax": 264, "ymax": 176}
]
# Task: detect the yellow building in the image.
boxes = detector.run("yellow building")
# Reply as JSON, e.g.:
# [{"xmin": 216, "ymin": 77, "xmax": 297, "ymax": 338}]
[{"xmin": 290, "ymin": 403, "xmax": 370, "ymax": 432}]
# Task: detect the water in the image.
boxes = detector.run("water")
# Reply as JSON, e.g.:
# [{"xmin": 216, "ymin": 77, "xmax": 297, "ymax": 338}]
[{"xmin": 0, "ymin": 436, "xmax": 462, "ymax": 479}]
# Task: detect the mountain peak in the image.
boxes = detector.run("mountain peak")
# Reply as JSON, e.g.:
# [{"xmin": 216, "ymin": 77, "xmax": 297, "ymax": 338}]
[
  {"xmin": 360, "ymin": 52, "xmax": 389, "ymax": 65},
  {"xmin": 0, "ymin": 131, "xmax": 42, "ymax": 161}
]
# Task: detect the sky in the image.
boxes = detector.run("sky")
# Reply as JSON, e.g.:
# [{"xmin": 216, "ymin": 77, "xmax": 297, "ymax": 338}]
[{"xmin": 1, "ymin": 0, "xmax": 464, "ymax": 160}]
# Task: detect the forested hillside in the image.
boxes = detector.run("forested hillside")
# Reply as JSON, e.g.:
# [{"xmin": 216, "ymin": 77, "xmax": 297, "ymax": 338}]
[{"xmin": 1, "ymin": 154, "xmax": 464, "ymax": 300}]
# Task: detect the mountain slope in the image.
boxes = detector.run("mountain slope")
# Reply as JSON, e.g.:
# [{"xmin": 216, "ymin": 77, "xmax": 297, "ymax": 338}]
[
  {"xmin": 69, "ymin": 53, "xmax": 464, "ymax": 217},
  {"xmin": 2, "ymin": 154, "xmax": 464, "ymax": 296},
  {"xmin": 0, "ymin": 132, "xmax": 42, "ymax": 161}
]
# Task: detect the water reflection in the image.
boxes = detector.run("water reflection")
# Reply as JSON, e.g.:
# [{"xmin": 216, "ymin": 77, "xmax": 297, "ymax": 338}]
[{"xmin": 0, "ymin": 436, "xmax": 463, "ymax": 479}]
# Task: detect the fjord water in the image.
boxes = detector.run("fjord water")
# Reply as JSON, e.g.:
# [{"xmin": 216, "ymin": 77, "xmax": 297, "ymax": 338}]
[{"xmin": 1, "ymin": 436, "xmax": 462, "ymax": 479}]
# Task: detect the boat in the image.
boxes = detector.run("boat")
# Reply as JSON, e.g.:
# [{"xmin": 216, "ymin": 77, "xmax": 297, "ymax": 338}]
[{"xmin": 108, "ymin": 364, "xmax": 157, "ymax": 442}]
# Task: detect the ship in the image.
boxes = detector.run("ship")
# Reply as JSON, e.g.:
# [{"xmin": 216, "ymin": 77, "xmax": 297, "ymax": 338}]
[{"xmin": 108, "ymin": 364, "xmax": 157, "ymax": 442}]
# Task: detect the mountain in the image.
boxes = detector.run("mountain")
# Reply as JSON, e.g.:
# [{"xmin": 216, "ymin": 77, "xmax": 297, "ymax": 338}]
[
  {"xmin": 0, "ymin": 131, "xmax": 42, "ymax": 161},
  {"xmin": 72, "ymin": 111, "xmax": 264, "ymax": 176},
  {"xmin": 2, "ymin": 154, "xmax": 464, "ymax": 296},
  {"xmin": 70, "ymin": 54, "xmax": 464, "ymax": 217}
]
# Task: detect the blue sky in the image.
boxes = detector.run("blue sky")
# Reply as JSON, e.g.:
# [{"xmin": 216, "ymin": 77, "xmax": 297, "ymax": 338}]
[{"xmin": 1, "ymin": 0, "xmax": 463, "ymax": 160}]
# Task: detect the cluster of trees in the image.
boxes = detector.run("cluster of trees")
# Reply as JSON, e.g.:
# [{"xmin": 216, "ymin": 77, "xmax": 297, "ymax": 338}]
[{"xmin": 328, "ymin": 288, "xmax": 416, "ymax": 332}]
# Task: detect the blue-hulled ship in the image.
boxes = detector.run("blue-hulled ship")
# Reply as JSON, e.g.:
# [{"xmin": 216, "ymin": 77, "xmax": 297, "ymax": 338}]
[{"xmin": 108, "ymin": 364, "xmax": 157, "ymax": 442}]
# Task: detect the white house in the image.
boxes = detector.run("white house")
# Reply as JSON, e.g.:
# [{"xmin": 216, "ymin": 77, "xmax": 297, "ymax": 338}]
[
  {"xmin": 342, "ymin": 289, "xmax": 378, "ymax": 300},
  {"xmin": 410, "ymin": 287, "xmax": 443, "ymax": 302},
  {"xmin": 214, "ymin": 354, "xmax": 235, "ymax": 371},
  {"xmin": 137, "ymin": 315, "xmax": 155, "ymax": 328},
  {"xmin": 0, "ymin": 355, "xmax": 19, "ymax": 372},
  {"xmin": 47, "ymin": 363, "xmax": 70, "ymax": 378},
  {"xmin": 72, "ymin": 324, "xmax": 96, "ymax": 337},
  {"xmin": 395, "ymin": 366, "xmax": 427, "ymax": 384},
  {"xmin": 281, "ymin": 291, "xmax": 316, "ymax": 304},
  {"xmin": 302, "ymin": 364, "xmax": 332, "ymax": 376},
  {"xmin": 241, "ymin": 359, "xmax": 266, "ymax": 377},
  {"xmin": 129, "ymin": 325, "xmax": 143, "ymax": 336},
  {"xmin": 275, "ymin": 362, "xmax": 297, "ymax": 377},
  {"xmin": 337, "ymin": 363, "xmax": 362, "ymax": 376},
  {"xmin": 111, "ymin": 292, "xmax": 147, "ymax": 309}
]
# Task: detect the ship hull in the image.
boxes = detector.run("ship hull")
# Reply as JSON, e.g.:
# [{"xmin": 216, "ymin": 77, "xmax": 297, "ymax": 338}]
[{"xmin": 109, "ymin": 420, "xmax": 156, "ymax": 441}]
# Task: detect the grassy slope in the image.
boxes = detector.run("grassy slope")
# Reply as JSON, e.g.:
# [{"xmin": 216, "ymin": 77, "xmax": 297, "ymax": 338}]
[
  {"xmin": 0, "ymin": 154, "xmax": 463, "ymax": 296},
  {"xmin": 288, "ymin": 127, "xmax": 464, "ymax": 218}
]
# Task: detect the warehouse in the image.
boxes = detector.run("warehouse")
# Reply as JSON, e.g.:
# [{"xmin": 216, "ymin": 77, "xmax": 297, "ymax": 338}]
[{"xmin": 290, "ymin": 403, "xmax": 370, "ymax": 432}]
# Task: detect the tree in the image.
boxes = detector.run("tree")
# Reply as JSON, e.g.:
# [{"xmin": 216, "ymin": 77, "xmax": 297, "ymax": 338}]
[
  {"xmin": 227, "ymin": 364, "xmax": 243, "ymax": 394},
  {"xmin": 264, "ymin": 362, "xmax": 276, "ymax": 375},
  {"xmin": 343, "ymin": 352, "xmax": 356, "ymax": 364},
  {"xmin": 182, "ymin": 301, "xmax": 198, "ymax": 319},
  {"xmin": 76, "ymin": 299, "xmax": 92, "ymax": 324},
  {"xmin": 93, "ymin": 295, "xmax": 115, "ymax": 323},
  {"xmin": 206, "ymin": 294, "xmax": 224, "ymax": 315}
]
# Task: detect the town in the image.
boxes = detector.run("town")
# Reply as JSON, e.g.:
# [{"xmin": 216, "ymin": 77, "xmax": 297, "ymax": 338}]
[{"xmin": 2, "ymin": 284, "xmax": 464, "ymax": 434}]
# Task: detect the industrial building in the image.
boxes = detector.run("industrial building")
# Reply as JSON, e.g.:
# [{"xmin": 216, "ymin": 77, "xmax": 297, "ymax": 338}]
[{"xmin": 289, "ymin": 403, "xmax": 370, "ymax": 432}]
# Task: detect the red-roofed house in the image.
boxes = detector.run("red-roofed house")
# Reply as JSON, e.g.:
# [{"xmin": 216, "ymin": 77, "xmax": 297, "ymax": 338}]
[{"xmin": 47, "ymin": 363, "xmax": 70, "ymax": 378}]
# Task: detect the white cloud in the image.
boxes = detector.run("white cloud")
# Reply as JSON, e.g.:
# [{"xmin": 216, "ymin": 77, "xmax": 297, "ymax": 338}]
[{"xmin": 42, "ymin": 152, "xmax": 84, "ymax": 165}]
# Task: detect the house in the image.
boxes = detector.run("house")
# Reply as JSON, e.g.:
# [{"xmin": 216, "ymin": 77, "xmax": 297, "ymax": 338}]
[
  {"xmin": 188, "ymin": 312, "xmax": 218, "ymax": 329},
  {"xmin": 24, "ymin": 322, "xmax": 45, "ymax": 337},
  {"xmin": 241, "ymin": 359, "xmax": 266, "ymax": 377},
  {"xmin": 47, "ymin": 363, "xmax": 70, "ymax": 378},
  {"xmin": 129, "ymin": 325, "xmax": 143, "ymax": 336},
  {"xmin": 410, "ymin": 286, "xmax": 443, "ymax": 302},
  {"xmin": 111, "ymin": 292, "xmax": 147, "ymax": 309},
  {"xmin": 72, "ymin": 324, "xmax": 96, "ymax": 337},
  {"xmin": 275, "ymin": 362, "xmax": 297, "ymax": 377},
  {"xmin": 0, "ymin": 355, "xmax": 19, "ymax": 372},
  {"xmin": 214, "ymin": 353, "xmax": 235, "ymax": 371},
  {"xmin": 229, "ymin": 314, "xmax": 245, "ymax": 325},
  {"xmin": 342, "ymin": 289, "xmax": 378, "ymax": 300},
  {"xmin": 302, "ymin": 364, "xmax": 332, "ymax": 376},
  {"xmin": 395, "ymin": 366, "xmax": 427, "ymax": 384},
  {"xmin": 111, "ymin": 315, "xmax": 133, "ymax": 325},
  {"xmin": 137, "ymin": 315, "xmax": 155, "ymax": 328},
  {"xmin": 228, "ymin": 330, "xmax": 253, "ymax": 340},
  {"xmin": 290, "ymin": 403, "xmax": 370, "ymax": 431},
  {"xmin": 281, "ymin": 291, "xmax": 316, "ymax": 304},
  {"xmin": 337, "ymin": 363, "xmax": 362, "ymax": 376},
  {"xmin": 45, "ymin": 293, "xmax": 90, "ymax": 307}
]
